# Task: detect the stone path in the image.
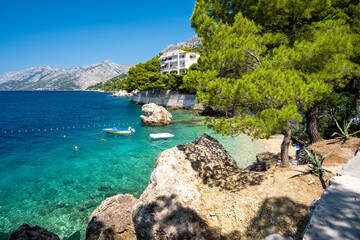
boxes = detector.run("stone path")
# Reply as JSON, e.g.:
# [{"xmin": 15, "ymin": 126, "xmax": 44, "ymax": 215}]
[{"xmin": 303, "ymin": 150, "xmax": 360, "ymax": 240}]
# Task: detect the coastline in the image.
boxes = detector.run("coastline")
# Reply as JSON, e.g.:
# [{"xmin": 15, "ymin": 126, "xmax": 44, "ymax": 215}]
[{"xmin": 0, "ymin": 91, "xmax": 262, "ymax": 239}]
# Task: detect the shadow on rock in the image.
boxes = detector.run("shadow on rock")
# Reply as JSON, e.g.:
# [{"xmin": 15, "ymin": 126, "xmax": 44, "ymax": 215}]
[
  {"xmin": 86, "ymin": 217, "xmax": 105, "ymax": 240},
  {"xmin": 177, "ymin": 134, "xmax": 266, "ymax": 192},
  {"xmin": 5, "ymin": 224, "xmax": 60, "ymax": 240},
  {"xmin": 133, "ymin": 194, "xmax": 242, "ymax": 240},
  {"xmin": 245, "ymin": 197, "xmax": 308, "ymax": 239}
]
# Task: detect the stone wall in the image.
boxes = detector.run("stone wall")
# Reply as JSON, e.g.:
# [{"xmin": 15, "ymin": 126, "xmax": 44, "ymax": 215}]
[{"xmin": 131, "ymin": 89, "xmax": 204, "ymax": 110}]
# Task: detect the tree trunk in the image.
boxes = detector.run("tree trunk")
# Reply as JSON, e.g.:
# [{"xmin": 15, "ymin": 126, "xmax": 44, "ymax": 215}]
[
  {"xmin": 306, "ymin": 107, "xmax": 323, "ymax": 143},
  {"xmin": 280, "ymin": 122, "xmax": 291, "ymax": 168},
  {"xmin": 349, "ymin": 77, "xmax": 359, "ymax": 99}
]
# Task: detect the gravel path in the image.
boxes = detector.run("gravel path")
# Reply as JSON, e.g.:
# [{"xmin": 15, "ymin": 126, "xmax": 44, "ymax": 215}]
[{"xmin": 303, "ymin": 150, "xmax": 360, "ymax": 240}]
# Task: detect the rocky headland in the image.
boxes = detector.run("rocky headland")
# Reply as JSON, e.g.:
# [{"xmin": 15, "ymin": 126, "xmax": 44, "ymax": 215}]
[
  {"xmin": 85, "ymin": 134, "xmax": 337, "ymax": 240},
  {"xmin": 5, "ymin": 135, "xmax": 359, "ymax": 239},
  {"xmin": 110, "ymin": 89, "xmax": 139, "ymax": 97}
]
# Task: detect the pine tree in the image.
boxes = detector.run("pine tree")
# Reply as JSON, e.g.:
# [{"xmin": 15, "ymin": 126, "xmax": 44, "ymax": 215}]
[{"xmin": 186, "ymin": 0, "xmax": 357, "ymax": 167}]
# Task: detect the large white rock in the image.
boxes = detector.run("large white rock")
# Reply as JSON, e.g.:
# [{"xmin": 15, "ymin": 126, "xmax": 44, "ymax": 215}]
[
  {"xmin": 140, "ymin": 103, "xmax": 172, "ymax": 126},
  {"xmin": 112, "ymin": 90, "xmax": 131, "ymax": 97},
  {"xmin": 132, "ymin": 134, "xmax": 241, "ymax": 239}
]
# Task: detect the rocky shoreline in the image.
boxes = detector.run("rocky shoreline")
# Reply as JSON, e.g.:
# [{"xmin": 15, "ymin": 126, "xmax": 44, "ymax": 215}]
[
  {"xmin": 5, "ymin": 134, "xmax": 359, "ymax": 239},
  {"xmin": 83, "ymin": 135, "xmax": 359, "ymax": 240}
]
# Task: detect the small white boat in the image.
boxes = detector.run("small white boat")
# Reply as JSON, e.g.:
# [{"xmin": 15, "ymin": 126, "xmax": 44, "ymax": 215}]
[
  {"xmin": 103, "ymin": 126, "xmax": 135, "ymax": 135},
  {"xmin": 150, "ymin": 133, "xmax": 174, "ymax": 140}
]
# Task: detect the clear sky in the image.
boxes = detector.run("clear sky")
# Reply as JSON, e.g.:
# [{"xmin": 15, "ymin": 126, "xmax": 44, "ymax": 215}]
[{"xmin": 0, "ymin": 0, "xmax": 197, "ymax": 75}]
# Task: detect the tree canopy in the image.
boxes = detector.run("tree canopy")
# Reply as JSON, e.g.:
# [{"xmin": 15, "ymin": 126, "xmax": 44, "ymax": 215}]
[
  {"xmin": 186, "ymin": 0, "xmax": 360, "ymax": 167},
  {"xmin": 87, "ymin": 54, "xmax": 196, "ymax": 93}
]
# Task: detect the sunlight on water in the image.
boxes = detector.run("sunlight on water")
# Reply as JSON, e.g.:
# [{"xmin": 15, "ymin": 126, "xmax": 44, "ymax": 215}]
[{"xmin": 0, "ymin": 91, "xmax": 264, "ymax": 239}]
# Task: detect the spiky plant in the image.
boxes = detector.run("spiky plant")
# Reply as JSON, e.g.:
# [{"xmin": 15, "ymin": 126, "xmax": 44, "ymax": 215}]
[
  {"xmin": 332, "ymin": 119, "xmax": 360, "ymax": 142},
  {"xmin": 304, "ymin": 148, "xmax": 332, "ymax": 177}
]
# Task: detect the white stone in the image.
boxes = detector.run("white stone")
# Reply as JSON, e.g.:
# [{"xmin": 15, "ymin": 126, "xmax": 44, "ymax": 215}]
[{"xmin": 140, "ymin": 103, "xmax": 172, "ymax": 126}]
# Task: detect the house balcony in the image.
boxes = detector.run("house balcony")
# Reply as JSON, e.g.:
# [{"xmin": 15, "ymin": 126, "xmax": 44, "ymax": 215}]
[
  {"xmin": 161, "ymin": 59, "xmax": 179, "ymax": 65},
  {"xmin": 161, "ymin": 66, "xmax": 178, "ymax": 71}
]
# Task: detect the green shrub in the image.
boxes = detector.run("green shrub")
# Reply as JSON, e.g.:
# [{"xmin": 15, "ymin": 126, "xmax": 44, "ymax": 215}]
[
  {"xmin": 332, "ymin": 119, "xmax": 360, "ymax": 142},
  {"xmin": 304, "ymin": 148, "xmax": 332, "ymax": 177}
]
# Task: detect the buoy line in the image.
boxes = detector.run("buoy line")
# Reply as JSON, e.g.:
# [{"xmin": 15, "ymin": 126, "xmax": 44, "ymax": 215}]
[{"xmin": 1, "ymin": 122, "xmax": 140, "ymax": 135}]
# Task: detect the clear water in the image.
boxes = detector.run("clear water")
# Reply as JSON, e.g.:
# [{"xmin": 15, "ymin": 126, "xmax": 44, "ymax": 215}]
[{"xmin": 0, "ymin": 91, "xmax": 264, "ymax": 239}]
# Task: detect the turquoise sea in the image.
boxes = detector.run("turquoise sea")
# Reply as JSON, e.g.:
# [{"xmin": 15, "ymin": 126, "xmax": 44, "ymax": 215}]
[{"xmin": 0, "ymin": 91, "xmax": 264, "ymax": 239}]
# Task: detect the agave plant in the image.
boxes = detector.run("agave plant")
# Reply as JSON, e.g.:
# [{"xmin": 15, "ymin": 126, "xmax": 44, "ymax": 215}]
[
  {"xmin": 332, "ymin": 119, "xmax": 360, "ymax": 142},
  {"xmin": 304, "ymin": 148, "xmax": 332, "ymax": 177}
]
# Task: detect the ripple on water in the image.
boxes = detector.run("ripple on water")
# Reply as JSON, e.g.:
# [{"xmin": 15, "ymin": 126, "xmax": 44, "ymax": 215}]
[{"xmin": 0, "ymin": 92, "xmax": 264, "ymax": 239}]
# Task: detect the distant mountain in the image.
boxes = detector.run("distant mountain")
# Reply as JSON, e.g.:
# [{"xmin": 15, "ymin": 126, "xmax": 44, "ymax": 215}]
[
  {"xmin": 0, "ymin": 61, "xmax": 134, "ymax": 91},
  {"xmin": 162, "ymin": 35, "xmax": 202, "ymax": 53}
]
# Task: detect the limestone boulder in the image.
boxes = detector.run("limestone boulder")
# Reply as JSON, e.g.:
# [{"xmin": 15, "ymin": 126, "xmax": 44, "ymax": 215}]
[
  {"xmin": 140, "ymin": 103, "xmax": 172, "ymax": 126},
  {"xmin": 86, "ymin": 194, "xmax": 137, "ymax": 240},
  {"xmin": 6, "ymin": 224, "xmax": 60, "ymax": 240},
  {"xmin": 255, "ymin": 152, "xmax": 280, "ymax": 171},
  {"xmin": 130, "ymin": 89, "xmax": 139, "ymax": 96},
  {"xmin": 132, "ymin": 134, "xmax": 242, "ymax": 239},
  {"xmin": 112, "ymin": 90, "xmax": 131, "ymax": 97}
]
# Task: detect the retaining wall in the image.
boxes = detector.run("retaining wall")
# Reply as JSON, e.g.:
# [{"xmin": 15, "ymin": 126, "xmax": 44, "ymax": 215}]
[{"xmin": 131, "ymin": 89, "xmax": 204, "ymax": 110}]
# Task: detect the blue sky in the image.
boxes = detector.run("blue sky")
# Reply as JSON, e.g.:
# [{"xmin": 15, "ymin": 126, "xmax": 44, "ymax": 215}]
[{"xmin": 0, "ymin": 0, "xmax": 197, "ymax": 75}]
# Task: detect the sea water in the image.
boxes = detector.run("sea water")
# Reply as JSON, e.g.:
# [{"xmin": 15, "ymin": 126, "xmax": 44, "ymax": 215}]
[{"xmin": 0, "ymin": 91, "xmax": 264, "ymax": 239}]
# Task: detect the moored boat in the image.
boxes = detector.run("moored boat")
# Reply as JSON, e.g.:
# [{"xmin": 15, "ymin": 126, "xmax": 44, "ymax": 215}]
[{"xmin": 103, "ymin": 126, "xmax": 135, "ymax": 134}]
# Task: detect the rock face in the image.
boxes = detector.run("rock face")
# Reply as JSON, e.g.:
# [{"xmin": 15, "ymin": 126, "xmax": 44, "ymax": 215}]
[
  {"xmin": 87, "ymin": 133, "xmax": 315, "ymax": 239},
  {"xmin": 86, "ymin": 194, "xmax": 137, "ymax": 240},
  {"xmin": 111, "ymin": 90, "xmax": 139, "ymax": 97},
  {"xmin": 252, "ymin": 152, "xmax": 280, "ymax": 171},
  {"xmin": 0, "ymin": 61, "xmax": 134, "ymax": 90},
  {"xmin": 111, "ymin": 90, "xmax": 132, "ymax": 97},
  {"xmin": 162, "ymin": 35, "xmax": 202, "ymax": 53},
  {"xmin": 140, "ymin": 103, "xmax": 172, "ymax": 126},
  {"xmin": 132, "ymin": 134, "xmax": 241, "ymax": 239},
  {"xmin": 6, "ymin": 224, "xmax": 60, "ymax": 240}
]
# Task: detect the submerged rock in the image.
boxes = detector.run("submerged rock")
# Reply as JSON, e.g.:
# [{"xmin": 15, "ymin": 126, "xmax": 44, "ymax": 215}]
[
  {"xmin": 86, "ymin": 194, "xmax": 137, "ymax": 240},
  {"xmin": 140, "ymin": 103, "xmax": 172, "ymax": 126},
  {"xmin": 6, "ymin": 224, "xmax": 60, "ymax": 240}
]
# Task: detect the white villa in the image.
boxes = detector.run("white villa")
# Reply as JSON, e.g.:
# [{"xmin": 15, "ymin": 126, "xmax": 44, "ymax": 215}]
[{"xmin": 159, "ymin": 50, "xmax": 200, "ymax": 75}]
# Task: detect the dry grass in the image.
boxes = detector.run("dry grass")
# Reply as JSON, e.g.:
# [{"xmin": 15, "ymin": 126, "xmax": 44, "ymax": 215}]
[{"xmin": 226, "ymin": 137, "xmax": 360, "ymax": 239}]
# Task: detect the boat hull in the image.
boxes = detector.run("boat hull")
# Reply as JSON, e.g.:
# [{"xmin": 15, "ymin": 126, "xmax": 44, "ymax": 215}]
[{"xmin": 103, "ymin": 129, "xmax": 132, "ymax": 134}]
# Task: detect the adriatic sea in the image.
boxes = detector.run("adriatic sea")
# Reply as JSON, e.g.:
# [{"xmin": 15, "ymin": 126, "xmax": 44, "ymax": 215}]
[{"xmin": 0, "ymin": 91, "xmax": 263, "ymax": 239}]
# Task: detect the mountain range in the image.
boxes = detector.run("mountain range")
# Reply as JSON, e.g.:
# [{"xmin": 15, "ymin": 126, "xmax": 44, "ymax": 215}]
[
  {"xmin": 0, "ymin": 35, "xmax": 202, "ymax": 91},
  {"xmin": 0, "ymin": 61, "xmax": 134, "ymax": 91}
]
